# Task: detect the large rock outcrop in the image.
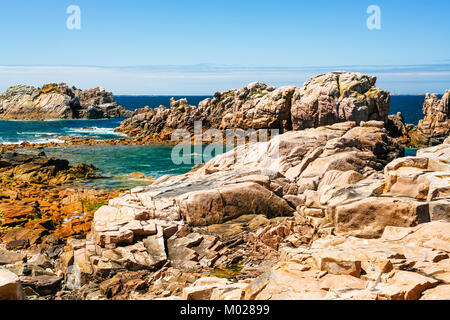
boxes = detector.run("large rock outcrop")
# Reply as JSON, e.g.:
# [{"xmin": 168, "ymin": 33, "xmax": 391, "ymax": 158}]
[
  {"xmin": 290, "ymin": 72, "xmax": 390, "ymax": 130},
  {"xmin": 116, "ymin": 72, "xmax": 390, "ymax": 142},
  {"xmin": 386, "ymin": 112, "xmax": 413, "ymax": 145},
  {"xmin": 408, "ymin": 91, "xmax": 450, "ymax": 147},
  {"xmin": 293, "ymin": 135, "xmax": 449, "ymax": 238},
  {"xmin": 0, "ymin": 83, "xmax": 132, "ymax": 120}
]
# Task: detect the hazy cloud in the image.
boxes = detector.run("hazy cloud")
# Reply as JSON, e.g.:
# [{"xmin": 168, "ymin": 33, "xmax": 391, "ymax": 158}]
[{"xmin": 0, "ymin": 64, "xmax": 449, "ymax": 95}]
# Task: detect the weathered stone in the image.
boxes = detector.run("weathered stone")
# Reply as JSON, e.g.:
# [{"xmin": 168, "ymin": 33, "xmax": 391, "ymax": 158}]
[
  {"xmin": 312, "ymin": 250, "xmax": 362, "ymax": 277},
  {"xmin": 420, "ymin": 285, "xmax": 450, "ymax": 300},
  {"xmin": 5, "ymin": 240, "xmax": 28, "ymax": 251},
  {"xmin": 0, "ymin": 250, "xmax": 25, "ymax": 265},
  {"xmin": 409, "ymin": 91, "xmax": 450, "ymax": 147},
  {"xmin": 319, "ymin": 274, "xmax": 368, "ymax": 291},
  {"xmin": 0, "ymin": 269, "xmax": 24, "ymax": 300},
  {"xmin": 429, "ymin": 200, "xmax": 450, "ymax": 222},
  {"xmin": 291, "ymin": 72, "xmax": 389, "ymax": 130},
  {"xmin": 376, "ymin": 270, "xmax": 439, "ymax": 300},
  {"xmin": 242, "ymin": 263, "xmax": 327, "ymax": 300},
  {"xmin": 46, "ymin": 245, "xmax": 65, "ymax": 259},
  {"xmin": 384, "ymin": 156, "xmax": 450, "ymax": 201},
  {"xmin": 143, "ymin": 233, "xmax": 167, "ymax": 268},
  {"xmin": 28, "ymin": 254, "xmax": 53, "ymax": 269},
  {"xmin": 101, "ymin": 242, "xmax": 164, "ymax": 271},
  {"xmin": 334, "ymin": 197, "xmax": 430, "ymax": 238},
  {"xmin": 182, "ymin": 277, "xmax": 232, "ymax": 300},
  {"xmin": 179, "ymin": 182, "xmax": 294, "ymax": 226},
  {"xmin": 210, "ymin": 282, "xmax": 248, "ymax": 300}
]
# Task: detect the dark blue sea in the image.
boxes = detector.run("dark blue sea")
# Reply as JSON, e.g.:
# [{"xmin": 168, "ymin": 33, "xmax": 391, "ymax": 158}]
[
  {"xmin": 0, "ymin": 95, "xmax": 424, "ymax": 188},
  {"xmin": 389, "ymin": 95, "xmax": 426, "ymax": 125}
]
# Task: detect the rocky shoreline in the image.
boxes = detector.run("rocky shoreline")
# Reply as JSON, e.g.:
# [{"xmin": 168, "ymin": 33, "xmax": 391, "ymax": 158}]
[
  {"xmin": 0, "ymin": 122, "xmax": 448, "ymax": 301},
  {"xmin": 0, "ymin": 149, "xmax": 123, "ymax": 239},
  {"xmin": 0, "ymin": 150, "xmax": 124, "ymax": 300},
  {"xmin": 0, "ymin": 73, "xmax": 447, "ymax": 149},
  {"xmin": 0, "ymin": 71, "xmax": 449, "ymax": 301}
]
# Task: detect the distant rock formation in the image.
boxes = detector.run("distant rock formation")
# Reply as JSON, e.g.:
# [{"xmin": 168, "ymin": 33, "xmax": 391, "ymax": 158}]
[
  {"xmin": 408, "ymin": 91, "xmax": 450, "ymax": 147},
  {"xmin": 116, "ymin": 72, "xmax": 390, "ymax": 142},
  {"xmin": 0, "ymin": 83, "xmax": 132, "ymax": 120}
]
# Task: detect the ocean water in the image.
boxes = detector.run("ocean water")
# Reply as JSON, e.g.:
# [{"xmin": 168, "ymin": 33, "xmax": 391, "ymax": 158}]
[
  {"xmin": 42, "ymin": 145, "xmax": 202, "ymax": 190},
  {"xmin": 0, "ymin": 96, "xmax": 212, "ymax": 145},
  {"xmin": 0, "ymin": 95, "xmax": 425, "ymax": 189},
  {"xmin": 390, "ymin": 95, "xmax": 426, "ymax": 125}
]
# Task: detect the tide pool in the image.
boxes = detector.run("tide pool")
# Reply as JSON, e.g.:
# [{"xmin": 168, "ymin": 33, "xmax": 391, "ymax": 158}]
[{"xmin": 41, "ymin": 144, "xmax": 201, "ymax": 190}]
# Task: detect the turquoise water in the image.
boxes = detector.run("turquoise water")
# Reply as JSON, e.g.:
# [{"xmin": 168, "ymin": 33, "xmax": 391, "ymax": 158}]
[
  {"xmin": 39, "ymin": 145, "xmax": 202, "ymax": 190},
  {"xmin": 0, "ymin": 96, "xmax": 212, "ymax": 144},
  {"xmin": 405, "ymin": 148, "xmax": 418, "ymax": 157},
  {"xmin": 0, "ymin": 96, "xmax": 213, "ymax": 189}
]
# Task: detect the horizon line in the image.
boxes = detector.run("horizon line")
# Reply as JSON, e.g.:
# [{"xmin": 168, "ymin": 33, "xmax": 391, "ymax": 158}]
[{"xmin": 1, "ymin": 63, "xmax": 449, "ymax": 95}]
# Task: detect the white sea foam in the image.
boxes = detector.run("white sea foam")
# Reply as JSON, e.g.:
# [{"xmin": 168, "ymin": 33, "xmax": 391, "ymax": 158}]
[
  {"xmin": 63, "ymin": 212, "xmax": 86, "ymax": 224},
  {"xmin": 65, "ymin": 127, "xmax": 128, "ymax": 137},
  {"xmin": 0, "ymin": 138, "xmax": 65, "ymax": 145},
  {"xmin": 18, "ymin": 132, "xmax": 59, "ymax": 136}
]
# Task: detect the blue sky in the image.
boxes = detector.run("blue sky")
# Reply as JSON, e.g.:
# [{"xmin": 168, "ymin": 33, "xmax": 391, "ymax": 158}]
[{"xmin": 0, "ymin": 0, "xmax": 449, "ymax": 94}]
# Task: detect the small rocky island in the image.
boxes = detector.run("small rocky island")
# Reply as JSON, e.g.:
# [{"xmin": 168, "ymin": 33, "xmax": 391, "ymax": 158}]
[
  {"xmin": 0, "ymin": 72, "xmax": 449, "ymax": 301},
  {"xmin": 0, "ymin": 83, "xmax": 132, "ymax": 120}
]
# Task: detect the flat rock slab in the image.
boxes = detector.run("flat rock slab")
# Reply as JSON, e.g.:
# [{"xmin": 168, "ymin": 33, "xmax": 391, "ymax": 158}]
[{"xmin": 0, "ymin": 250, "xmax": 25, "ymax": 265}]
